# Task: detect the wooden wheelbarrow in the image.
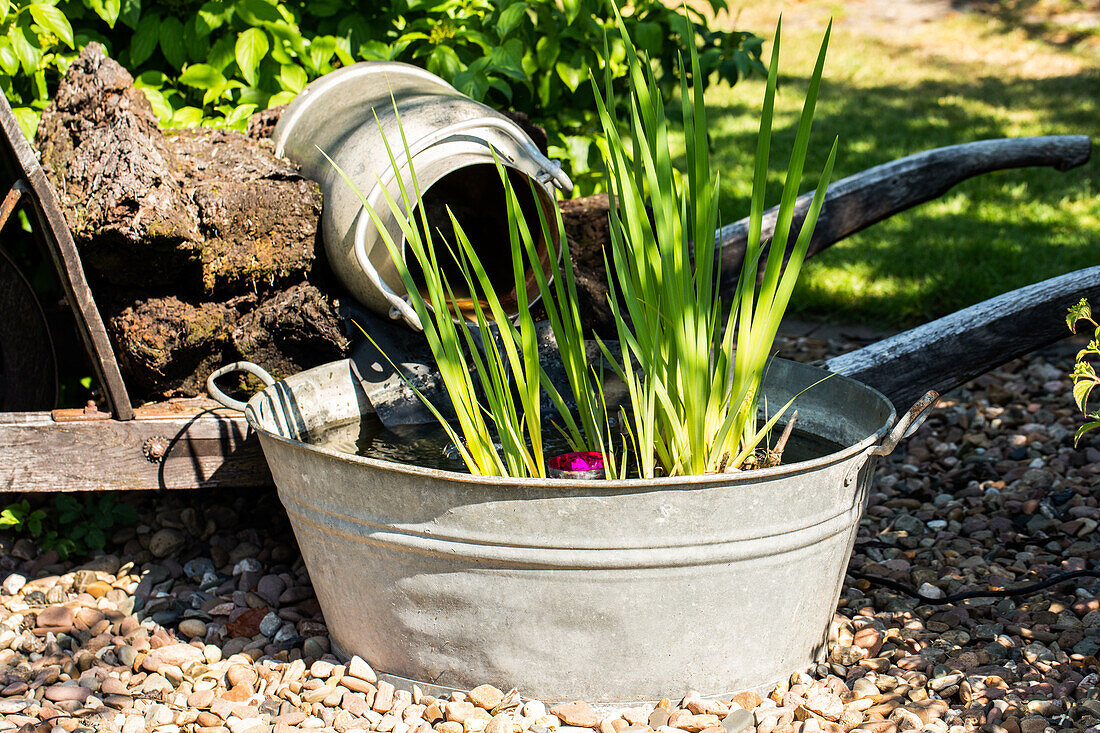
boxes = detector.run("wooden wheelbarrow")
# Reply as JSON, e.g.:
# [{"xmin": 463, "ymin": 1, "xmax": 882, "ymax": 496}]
[{"xmin": 0, "ymin": 89, "xmax": 1094, "ymax": 492}]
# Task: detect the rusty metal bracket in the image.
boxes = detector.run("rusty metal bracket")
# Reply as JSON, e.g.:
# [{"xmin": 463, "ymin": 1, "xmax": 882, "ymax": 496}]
[
  {"xmin": 51, "ymin": 400, "xmax": 112, "ymax": 422},
  {"xmin": 0, "ymin": 96, "xmax": 133, "ymax": 420},
  {"xmin": 0, "ymin": 179, "xmax": 25, "ymax": 229},
  {"xmin": 142, "ymin": 435, "xmax": 170, "ymax": 463}
]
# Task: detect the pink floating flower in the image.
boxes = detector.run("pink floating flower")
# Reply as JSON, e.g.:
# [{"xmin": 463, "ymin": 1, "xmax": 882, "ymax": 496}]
[{"xmin": 548, "ymin": 451, "xmax": 605, "ymax": 474}]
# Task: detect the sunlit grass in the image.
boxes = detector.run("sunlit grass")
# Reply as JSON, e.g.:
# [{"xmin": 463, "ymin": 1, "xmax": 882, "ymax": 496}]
[{"xmin": 690, "ymin": 2, "xmax": 1099, "ymax": 326}]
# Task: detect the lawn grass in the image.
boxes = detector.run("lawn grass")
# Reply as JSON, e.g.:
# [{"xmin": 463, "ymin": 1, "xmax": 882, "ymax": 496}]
[{"xmin": 697, "ymin": 1, "xmax": 1099, "ymax": 327}]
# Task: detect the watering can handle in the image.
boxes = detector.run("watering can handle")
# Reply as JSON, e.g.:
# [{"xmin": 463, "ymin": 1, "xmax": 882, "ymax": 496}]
[
  {"xmin": 870, "ymin": 390, "xmax": 940, "ymax": 457},
  {"xmin": 206, "ymin": 361, "xmax": 277, "ymax": 412}
]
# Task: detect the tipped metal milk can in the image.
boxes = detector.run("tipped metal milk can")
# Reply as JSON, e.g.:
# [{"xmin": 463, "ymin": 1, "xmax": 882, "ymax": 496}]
[{"xmin": 273, "ymin": 62, "xmax": 572, "ymax": 330}]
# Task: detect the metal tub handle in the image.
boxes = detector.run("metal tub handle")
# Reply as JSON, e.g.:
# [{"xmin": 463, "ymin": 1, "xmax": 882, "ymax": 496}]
[
  {"xmin": 206, "ymin": 361, "xmax": 276, "ymax": 412},
  {"xmin": 870, "ymin": 390, "xmax": 940, "ymax": 457}
]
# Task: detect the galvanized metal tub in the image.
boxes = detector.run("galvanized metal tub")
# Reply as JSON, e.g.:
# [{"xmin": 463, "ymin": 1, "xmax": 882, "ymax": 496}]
[
  {"xmin": 218, "ymin": 357, "xmax": 932, "ymax": 703},
  {"xmin": 273, "ymin": 61, "xmax": 572, "ymax": 331}
]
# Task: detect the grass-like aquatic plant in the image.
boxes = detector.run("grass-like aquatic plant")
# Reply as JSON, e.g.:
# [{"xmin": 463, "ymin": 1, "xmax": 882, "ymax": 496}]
[
  {"xmin": 323, "ymin": 139, "xmax": 554, "ymax": 477},
  {"xmin": 327, "ymin": 8, "xmax": 836, "ymax": 480},
  {"xmin": 579, "ymin": 9, "xmax": 836, "ymax": 478}
]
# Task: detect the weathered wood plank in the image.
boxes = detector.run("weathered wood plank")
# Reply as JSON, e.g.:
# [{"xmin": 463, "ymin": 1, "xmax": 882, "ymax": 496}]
[
  {"xmin": 826, "ymin": 266, "xmax": 1100, "ymax": 411},
  {"xmin": 0, "ymin": 94, "xmax": 133, "ymax": 419},
  {"xmin": 715, "ymin": 135, "xmax": 1092, "ymax": 287},
  {"xmin": 0, "ymin": 409, "xmax": 271, "ymax": 492}
]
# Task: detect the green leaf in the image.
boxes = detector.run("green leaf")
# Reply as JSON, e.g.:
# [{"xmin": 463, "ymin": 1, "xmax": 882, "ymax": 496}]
[
  {"xmin": 224, "ymin": 102, "xmax": 257, "ymax": 129},
  {"xmin": 9, "ymin": 24, "xmax": 42, "ymax": 73},
  {"xmin": 496, "ymin": 2, "xmax": 526, "ymax": 35},
  {"xmin": 357, "ymin": 39, "xmax": 394, "ymax": 61},
  {"xmin": 129, "ymin": 12, "xmax": 159, "ymax": 66},
  {"xmin": 26, "ymin": 510, "xmax": 44, "ymax": 536},
  {"xmin": 307, "ymin": 0, "xmax": 342, "ymax": 17},
  {"xmin": 235, "ymin": 0, "xmax": 283, "ymax": 25},
  {"xmin": 555, "ymin": 60, "xmax": 583, "ymax": 92},
  {"xmin": 489, "ymin": 40, "xmax": 525, "ymax": 81},
  {"xmin": 29, "ymin": 3, "xmax": 74, "ymax": 48},
  {"xmin": 86, "ymin": 527, "xmax": 106, "ymax": 550},
  {"xmin": 268, "ymin": 89, "xmax": 295, "ymax": 106},
  {"xmin": 159, "ymin": 16, "xmax": 186, "ymax": 68},
  {"xmin": 88, "ymin": 0, "xmax": 122, "ymax": 28},
  {"xmin": 208, "ymin": 34, "xmax": 235, "ymax": 72},
  {"xmin": 119, "ymin": 0, "xmax": 141, "ymax": 29},
  {"xmin": 134, "ymin": 69, "xmax": 169, "ymax": 87},
  {"xmin": 171, "ymin": 106, "xmax": 204, "ymax": 127},
  {"xmin": 197, "ymin": 1, "xmax": 228, "ymax": 32},
  {"xmin": 0, "ymin": 38, "xmax": 19, "ymax": 76},
  {"xmin": 201, "ymin": 86, "xmax": 224, "ymax": 107},
  {"xmin": 1075, "ymin": 420, "xmax": 1100, "ymax": 447},
  {"xmin": 535, "ymin": 35, "xmax": 558, "ymax": 68},
  {"xmin": 114, "ymin": 503, "xmax": 138, "ymax": 525},
  {"xmin": 179, "ymin": 63, "xmax": 226, "ymax": 90},
  {"xmin": 182, "ymin": 17, "xmax": 211, "ymax": 61},
  {"xmin": 0, "ymin": 508, "xmax": 19, "ymax": 528},
  {"xmin": 1068, "ymin": 298, "xmax": 1092, "ymax": 334},
  {"xmin": 1073, "ymin": 375, "xmax": 1096, "ymax": 412},
  {"xmin": 235, "ymin": 27, "xmax": 269, "ymax": 85},
  {"xmin": 633, "ymin": 22, "xmax": 663, "ymax": 53},
  {"xmin": 54, "ymin": 494, "xmax": 80, "ymax": 522},
  {"xmin": 278, "ymin": 63, "xmax": 307, "ymax": 93},
  {"xmin": 453, "ymin": 65, "xmax": 489, "ymax": 99},
  {"xmin": 0, "ymin": 0, "xmax": 9, "ymax": 23},
  {"xmin": 561, "ymin": 0, "xmax": 581, "ymax": 24},
  {"xmin": 308, "ymin": 35, "xmax": 337, "ymax": 73},
  {"xmin": 427, "ymin": 45, "xmax": 462, "ymax": 80},
  {"xmin": 11, "ymin": 106, "xmax": 38, "ymax": 140}
]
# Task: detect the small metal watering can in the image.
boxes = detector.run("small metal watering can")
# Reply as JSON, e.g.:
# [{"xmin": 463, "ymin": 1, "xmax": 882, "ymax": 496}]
[{"xmin": 273, "ymin": 61, "xmax": 572, "ymax": 330}]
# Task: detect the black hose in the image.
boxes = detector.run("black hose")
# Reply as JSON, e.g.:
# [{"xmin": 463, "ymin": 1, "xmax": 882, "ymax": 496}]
[{"xmin": 846, "ymin": 563, "xmax": 1100, "ymax": 606}]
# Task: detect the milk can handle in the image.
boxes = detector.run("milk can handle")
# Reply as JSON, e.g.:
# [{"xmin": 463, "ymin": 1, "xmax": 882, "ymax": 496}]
[
  {"xmin": 869, "ymin": 390, "xmax": 939, "ymax": 456},
  {"xmin": 206, "ymin": 361, "xmax": 276, "ymax": 412}
]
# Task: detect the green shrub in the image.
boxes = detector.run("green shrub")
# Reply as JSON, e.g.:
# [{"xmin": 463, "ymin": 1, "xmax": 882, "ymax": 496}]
[
  {"xmin": 1, "ymin": 0, "xmax": 762, "ymax": 195},
  {"xmin": 1067, "ymin": 298, "xmax": 1100, "ymax": 446},
  {"xmin": 0, "ymin": 494, "xmax": 138, "ymax": 559}
]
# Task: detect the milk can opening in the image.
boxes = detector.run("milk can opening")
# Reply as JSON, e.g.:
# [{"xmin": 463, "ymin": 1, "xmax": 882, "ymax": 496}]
[{"xmin": 407, "ymin": 163, "xmax": 558, "ymax": 320}]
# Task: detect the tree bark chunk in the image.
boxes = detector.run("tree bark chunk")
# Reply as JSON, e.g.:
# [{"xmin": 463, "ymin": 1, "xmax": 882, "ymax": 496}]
[
  {"xmin": 35, "ymin": 44, "xmax": 201, "ymax": 288},
  {"xmin": 232, "ymin": 283, "xmax": 348, "ymax": 380},
  {"xmin": 106, "ymin": 296, "xmax": 236, "ymax": 399},
  {"xmin": 558, "ymin": 193, "xmax": 618, "ymax": 338},
  {"xmin": 34, "ymin": 43, "xmax": 347, "ymax": 402}
]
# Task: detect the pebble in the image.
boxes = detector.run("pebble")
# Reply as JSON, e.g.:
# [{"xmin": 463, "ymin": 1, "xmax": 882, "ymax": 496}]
[
  {"xmin": 469, "ymin": 684, "xmax": 505, "ymax": 710},
  {"xmin": 44, "ymin": 684, "xmax": 91, "ymax": 703},
  {"xmin": 551, "ymin": 702, "xmax": 601, "ymax": 728},
  {"xmin": 149, "ymin": 528, "xmax": 186, "ymax": 558},
  {"xmin": 1, "ymin": 573, "xmax": 27, "ymax": 595},
  {"xmin": 722, "ymin": 710, "xmax": 753, "ymax": 733},
  {"xmin": 35, "ymin": 605, "xmax": 75, "ymax": 632},
  {"xmin": 259, "ymin": 610, "xmax": 281, "ymax": 637},
  {"xmin": 349, "ymin": 655, "xmax": 379, "ymax": 683},
  {"xmin": 180, "ymin": 618, "xmax": 208, "ymax": 638},
  {"xmin": 523, "ymin": 701, "xmax": 548, "ymax": 719},
  {"xmin": 0, "ymin": 343, "xmax": 1095, "ymax": 733},
  {"xmin": 142, "ymin": 642, "xmax": 205, "ymax": 672}
]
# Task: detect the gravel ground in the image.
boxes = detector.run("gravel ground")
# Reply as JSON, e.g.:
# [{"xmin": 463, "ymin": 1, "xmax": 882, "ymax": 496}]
[{"xmin": 1, "ymin": 334, "xmax": 1097, "ymax": 733}]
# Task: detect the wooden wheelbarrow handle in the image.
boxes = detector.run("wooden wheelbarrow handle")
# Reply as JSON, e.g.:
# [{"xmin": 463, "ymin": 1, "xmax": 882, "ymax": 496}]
[
  {"xmin": 827, "ymin": 265, "xmax": 1100, "ymax": 411},
  {"xmin": 715, "ymin": 135, "xmax": 1092, "ymax": 287}
]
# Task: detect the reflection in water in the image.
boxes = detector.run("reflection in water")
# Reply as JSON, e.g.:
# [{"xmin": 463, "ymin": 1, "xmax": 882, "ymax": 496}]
[{"xmin": 302, "ymin": 415, "xmax": 843, "ymax": 477}]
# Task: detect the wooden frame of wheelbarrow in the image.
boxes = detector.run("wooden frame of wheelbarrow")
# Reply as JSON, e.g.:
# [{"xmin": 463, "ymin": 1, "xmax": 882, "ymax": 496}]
[{"xmin": 0, "ymin": 90, "xmax": 1094, "ymax": 493}]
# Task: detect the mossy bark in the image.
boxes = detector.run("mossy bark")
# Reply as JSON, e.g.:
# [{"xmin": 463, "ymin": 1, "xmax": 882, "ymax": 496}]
[{"xmin": 36, "ymin": 44, "xmax": 347, "ymax": 401}]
